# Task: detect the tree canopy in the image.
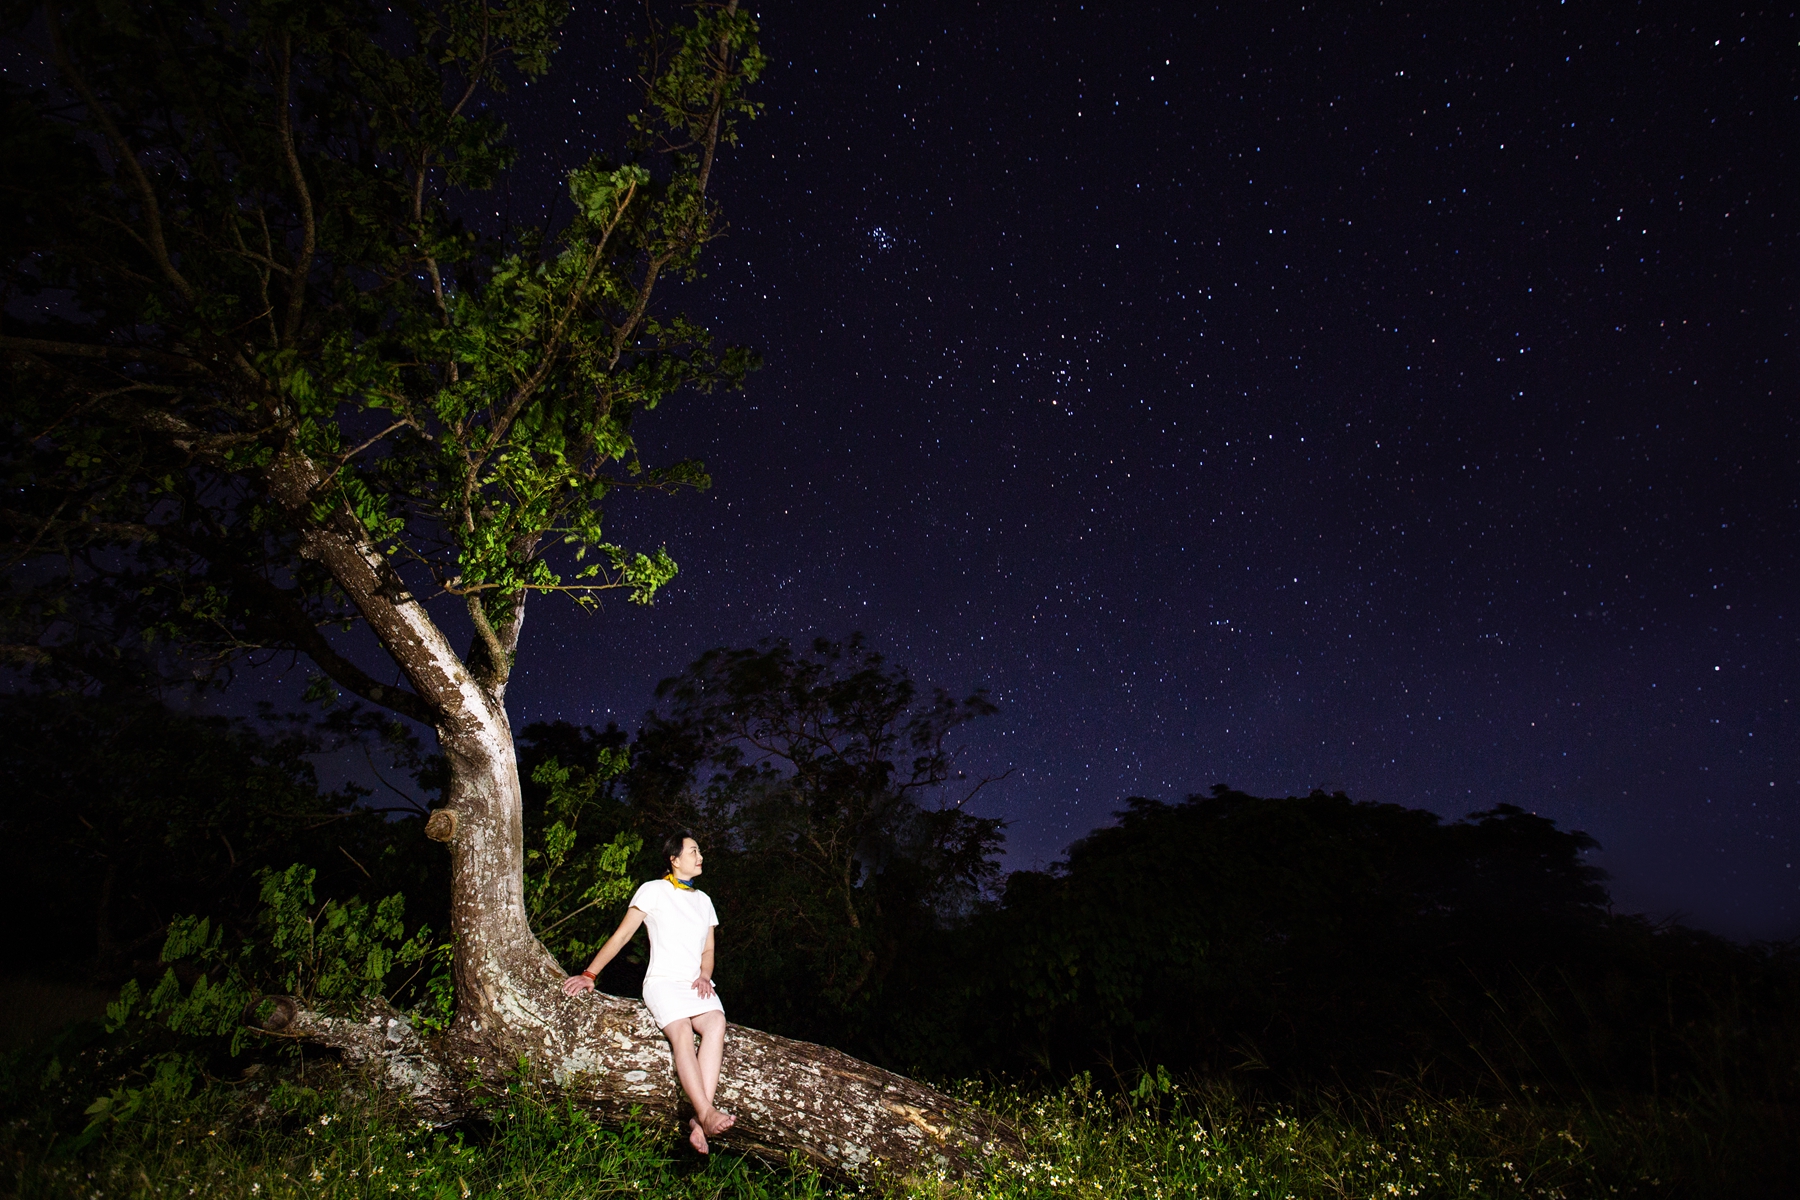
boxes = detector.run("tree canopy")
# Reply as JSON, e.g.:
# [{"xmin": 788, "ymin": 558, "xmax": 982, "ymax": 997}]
[{"xmin": 2, "ymin": 0, "xmax": 762, "ymax": 716}]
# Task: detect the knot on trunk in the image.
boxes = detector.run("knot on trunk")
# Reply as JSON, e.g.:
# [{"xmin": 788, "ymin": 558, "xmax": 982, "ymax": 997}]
[
  {"xmin": 424, "ymin": 808, "xmax": 459, "ymax": 841},
  {"xmin": 259, "ymin": 995, "xmax": 300, "ymax": 1033}
]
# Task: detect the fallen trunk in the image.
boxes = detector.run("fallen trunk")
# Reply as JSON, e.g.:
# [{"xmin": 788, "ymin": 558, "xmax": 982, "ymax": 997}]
[{"xmin": 263, "ymin": 984, "xmax": 1019, "ymax": 1179}]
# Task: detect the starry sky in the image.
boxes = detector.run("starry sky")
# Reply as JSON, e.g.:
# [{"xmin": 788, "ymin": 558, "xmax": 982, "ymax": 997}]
[
  {"xmin": 322, "ymin": 3, "xmax": 1799, "ymax": 940},
  {"xmin": 460, "ymin": 1, "xmax": 1800, "ymax": 941}
]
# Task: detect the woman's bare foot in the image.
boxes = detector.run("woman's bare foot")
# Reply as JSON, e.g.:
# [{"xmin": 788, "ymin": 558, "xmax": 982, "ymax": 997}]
[
  {"xmin": 688, "ymin": 1116, "xmax": 710, "ymax": 1154},
  {"xmin": 703, "ymin": 1109, "xmax": 736, "ymax": 1136}
]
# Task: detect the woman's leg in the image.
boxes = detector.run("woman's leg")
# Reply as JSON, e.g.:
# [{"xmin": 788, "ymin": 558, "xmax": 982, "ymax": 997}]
[
  {"xmin": 663, "ymin": 1016, "xmax": 733, "ymax": 1152},
  {"xmin": 691, "ymin": 1010, "xmax": 728, "ymax": 1111},
  {"xmin": 662, "ymin": 1017, "xmax": 711, "ymax": 1152}
]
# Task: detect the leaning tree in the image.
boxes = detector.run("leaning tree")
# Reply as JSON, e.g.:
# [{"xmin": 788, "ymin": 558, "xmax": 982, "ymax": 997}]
[{"xmin": 0, "ymin": 0, "xmax": 1014, "ymax": 1176}]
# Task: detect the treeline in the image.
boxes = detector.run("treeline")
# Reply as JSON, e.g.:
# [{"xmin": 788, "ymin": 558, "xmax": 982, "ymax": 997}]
[
  {"xmin": 903, "ymin": 791, "xmax": 1797, "ymax": 1095},
  {"xmin": 5, "ymin": 639, "xmax": 1797, "ymax": 1110}
]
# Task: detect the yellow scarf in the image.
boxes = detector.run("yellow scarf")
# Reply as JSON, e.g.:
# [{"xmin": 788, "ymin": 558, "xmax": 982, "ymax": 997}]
[{"xmin": 664, "ymin": 873, "xmax": 698, "ymax": 892}]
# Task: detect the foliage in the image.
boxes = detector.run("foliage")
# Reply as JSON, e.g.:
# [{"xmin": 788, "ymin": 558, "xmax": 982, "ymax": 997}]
[
  {"xmin": 0, "ymin": 690, "xmax": 1795, "ymax": 1196},
  {"xmin": 1, "ymin": 0, "xmax": 762, "ymax": 717},
  {"xmin": 0, "ymin": 2, "xmax": 769, "ymax": 1117},
  {"xmin": 512, "ymin": 720, "xmax": 650, "ymax": 970},
  {"xmin": 0, "ymin": 691, "xmax": 442, "ymax": 973},
  {"xmin": 919, "ymin": 787, "xmax": 1610, "ymax": 1077},
  {"xmin": 513, "ymin": 654, "xmax": 1796, "ymax": 1121},
  {"xmin": 522, "ymin": 737, "xmax": 643, "ymax": 964},
  {"xmin": 8, "ymin": 677, "xmax": 1795, "ymax": 1196},
  {"xmin": 0, "ymin": 859, "xmax": 444, "ymax": 1156},
  {"xmin": 628, "ymin": 635, "xmax": 1006, "ymax": 1046},
  {"xmin": 244, "ymin": 865, "xmax": 437, "ymax": 1011},
  {"xmin": 104, "ymin": 863, "xmax": 442, "ymax": 1065}
]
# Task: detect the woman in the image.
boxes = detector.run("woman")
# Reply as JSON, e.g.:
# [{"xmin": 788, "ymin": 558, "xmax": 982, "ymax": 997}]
[{"xmin": 562, "ymin": 831, "xmax": 735, "ymax": 1153}]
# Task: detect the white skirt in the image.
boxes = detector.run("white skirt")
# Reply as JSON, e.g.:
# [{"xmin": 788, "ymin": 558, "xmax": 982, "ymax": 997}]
[{"xmin": 641, "ymin": 976, "xmax": 725, "ymax": 1030}]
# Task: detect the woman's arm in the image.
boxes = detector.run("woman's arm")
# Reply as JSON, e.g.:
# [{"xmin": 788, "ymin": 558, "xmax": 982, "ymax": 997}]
[
  {"xmin": 560, "ymin": 907, "xmax": 647, "ymax": 996},
  {"xmin": 691, "ymin": 925, "xmax": 717, "ymax": 998}
]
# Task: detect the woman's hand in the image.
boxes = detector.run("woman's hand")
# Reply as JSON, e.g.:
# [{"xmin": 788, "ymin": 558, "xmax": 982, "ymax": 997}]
[
  {"xmin": 562, "ymin": 973, "xmax": 595, "ymax": 997},
  {"xmin": 691, "ymin": 974, "xmax": 716, "ymax": 999}
]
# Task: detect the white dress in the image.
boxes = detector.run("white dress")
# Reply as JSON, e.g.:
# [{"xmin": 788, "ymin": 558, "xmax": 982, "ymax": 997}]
[{"xmin": 629, "ymin": 878, "xmax": 725, "ymax": 1029}]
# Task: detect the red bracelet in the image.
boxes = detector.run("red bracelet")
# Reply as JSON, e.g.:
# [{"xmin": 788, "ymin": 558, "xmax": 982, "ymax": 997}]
[{"xmin": 580, "ymin": 970, "xmax": 596, "ymax": 980}]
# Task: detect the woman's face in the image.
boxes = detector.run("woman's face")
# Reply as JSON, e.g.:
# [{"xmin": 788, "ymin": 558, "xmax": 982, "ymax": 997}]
[{"xmin": 670, "ymin": 838, "xmax": 704, "ymax": 879}]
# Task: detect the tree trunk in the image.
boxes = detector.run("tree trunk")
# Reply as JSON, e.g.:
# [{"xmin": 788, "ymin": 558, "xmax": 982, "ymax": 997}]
[
  {"xmin": 399, "ymin": 712, "xmax": 1018, "ymax": 1180},
  {"xmin": 433, "ymin": 700, "xmax": 562, "ymax": 1042}
]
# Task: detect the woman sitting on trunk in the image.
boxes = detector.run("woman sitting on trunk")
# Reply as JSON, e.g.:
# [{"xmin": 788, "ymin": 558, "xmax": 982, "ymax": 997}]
[{"xmin": 562, "ymin": 831, "xmax": 735, "ymax": 1153}]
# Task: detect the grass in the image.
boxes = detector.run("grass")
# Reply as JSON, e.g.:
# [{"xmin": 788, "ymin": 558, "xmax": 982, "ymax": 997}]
[
  {"xmin": 1, "ymin": 1037, "xmax": 1791, "ymax": 1198},
  {"xmin": 962, "ymin": 1080, "xmax": 1688, "ymax": 1199}
]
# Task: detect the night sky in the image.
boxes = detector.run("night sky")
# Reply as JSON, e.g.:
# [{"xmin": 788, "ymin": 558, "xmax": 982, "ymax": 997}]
[{"xmin": 319, "ymin": 3, "xmax": 1797, "ymax": 940}]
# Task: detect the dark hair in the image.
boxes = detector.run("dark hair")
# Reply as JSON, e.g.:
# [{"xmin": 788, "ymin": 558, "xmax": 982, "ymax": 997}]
[{"xmin": 662, "ymin": 830, "xmax": 697, "ymax": 865}]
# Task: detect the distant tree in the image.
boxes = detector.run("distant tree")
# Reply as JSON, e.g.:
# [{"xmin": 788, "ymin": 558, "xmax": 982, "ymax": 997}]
[
  {"xmin": 0, "ymin": 2, "xmax": 1012, "ymax": 1171},
  {"xmin": 630, "ymin": 636, "xmax": 1006, "ymax": 1045},
  {"xmin": 932, "ymin": 787, "xmax": 1612, "ymax": 1083}
]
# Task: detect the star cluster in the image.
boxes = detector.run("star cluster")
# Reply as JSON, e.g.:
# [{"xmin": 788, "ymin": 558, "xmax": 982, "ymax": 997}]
[{"xmin": 476, "ymin": 3, "xmax": 1792, "ymax": 937}]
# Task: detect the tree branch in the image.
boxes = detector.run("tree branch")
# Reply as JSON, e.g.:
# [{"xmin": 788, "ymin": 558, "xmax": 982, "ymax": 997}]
[
  {"xmin": 952, "ymin": 767, "xmax": 1015, "ymax": 810},
  {"xmin": 276, "ymin": 35, "xmax": 317, "ymax": 346},
  {"xmin": 465, "ymin": 592, "xmax": 510, "ymax": 689},
  {"xmin": 606, "ymin": 254, "xmax": 666, "ymax": 370},
  {"xmin": 311, "ymin": 420, "xmax": 418, "ymax": 493},
  {"xmin": 481, "ymin": 183, "xmax": 638, "ymax": 462},
  {"xmin": 694, "ymin": 0, "xmax": 742, "ymax": 197},
  {"xmin": 0, "ymin": 508, "xmax": 160, "ymax": 548},
  {"xmin": 44, "ymin": 7, "xmax": 195, "ymax": 305},
  {"xmin": 230, "ymin": 566, "xmax": 437, "ymax": 726}
]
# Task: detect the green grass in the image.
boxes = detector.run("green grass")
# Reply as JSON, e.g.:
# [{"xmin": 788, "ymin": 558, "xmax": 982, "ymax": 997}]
[
  {"xmin": 961, "ymin": 1080, "xmax": 1699, "ymax": 1199},
  {"xmin": 2, "ymin": 1044, "xmax": 1791, "ymax": 1198}
]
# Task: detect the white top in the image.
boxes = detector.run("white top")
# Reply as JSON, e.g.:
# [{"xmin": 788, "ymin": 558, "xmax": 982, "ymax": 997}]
[{"xmin": 629, "ymin": 879, "xmax": 719, "ymax": 982}]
